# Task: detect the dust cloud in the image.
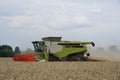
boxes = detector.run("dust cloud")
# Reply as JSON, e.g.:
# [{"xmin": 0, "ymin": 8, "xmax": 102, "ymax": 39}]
[{"xmin": 89, "ymin": 45, "xmax": 120, "ymax": 61}]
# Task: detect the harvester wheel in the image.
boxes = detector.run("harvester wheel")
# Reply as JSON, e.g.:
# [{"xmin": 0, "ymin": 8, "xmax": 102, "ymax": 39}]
[
  {"xmin": 67, "ymin": 56, "xmax": 80, "ymax": 61},
  {"xmin": 71, "ymin": 57, "xmax": 80, "ymax": 61},
  {"xmin": 49, "ymin": 54, "xmax": 60, "ymax": 61}
]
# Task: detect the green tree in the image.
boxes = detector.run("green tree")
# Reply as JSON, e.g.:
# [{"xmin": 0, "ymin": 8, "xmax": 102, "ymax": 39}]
[
  {"xmin": 0, "ymin": 45, "xmax": 14, "ymax": 57},
  {"xmin": 14, "ymin": 46, "xmax": 21, "ymax": 54}
]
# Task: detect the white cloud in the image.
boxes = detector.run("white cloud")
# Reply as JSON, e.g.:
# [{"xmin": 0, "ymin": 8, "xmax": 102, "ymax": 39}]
[
  {"xmin": 47, "ymin": 15, "xmax": 90, "ymax": 30},
  {"xmin": 89, "ymin": 2, "xmax": 103, "ymax": 13},
  {"xmin": 72, "ymin": 16, "xmax": 88, "ymax": 24},
  {"xmin": 10, "ymin": 16, "xmax": 43, "ymax": 27},
  {"xmin": 0, "ymin": 14, "xmax": 90, "ymax": 31},
  {"xmin": 91, "ymin": 8, "xmax": 103, "ymax": 13}
]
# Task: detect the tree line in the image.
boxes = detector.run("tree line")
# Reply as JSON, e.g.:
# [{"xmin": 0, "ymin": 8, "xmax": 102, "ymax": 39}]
[{"xmin": 0, "ymin": 45, "xmax": 21, "ymax": 57}]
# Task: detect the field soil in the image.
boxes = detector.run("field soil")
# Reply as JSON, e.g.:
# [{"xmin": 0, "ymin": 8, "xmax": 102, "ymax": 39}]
[{"xmin": 0, "ymin": 58, "xmax": 120, "ymax": 80}]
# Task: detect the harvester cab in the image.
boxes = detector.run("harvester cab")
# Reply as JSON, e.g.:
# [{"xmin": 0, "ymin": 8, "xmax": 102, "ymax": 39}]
[
  {"xmin": 32, "ymin": 41, "xmax": 47, "ymax": 61},
  {"xmin": 32, "ymin": 41, "xmax": 46, "ymax": 52},
  {"xmin": 32, "ymin": 37, "xmax": 95, "ymax": 61}
]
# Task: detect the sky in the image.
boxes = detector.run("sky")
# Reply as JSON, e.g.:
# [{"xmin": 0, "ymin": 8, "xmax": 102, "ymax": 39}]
[{"xmin": 0, "ymin": 0, "xmax": 120, "ymax": 50}]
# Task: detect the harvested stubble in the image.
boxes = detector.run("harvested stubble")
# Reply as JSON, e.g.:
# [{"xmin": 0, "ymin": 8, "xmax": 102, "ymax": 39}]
[{"xmin": 0, "ymin": 58, "xmax": 120, "ymax": 80}]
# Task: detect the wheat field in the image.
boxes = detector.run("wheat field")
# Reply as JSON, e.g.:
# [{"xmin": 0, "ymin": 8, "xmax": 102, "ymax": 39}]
[{"xmin": 0, "ymin": 58, "xmax": 120, "ymax": 80}]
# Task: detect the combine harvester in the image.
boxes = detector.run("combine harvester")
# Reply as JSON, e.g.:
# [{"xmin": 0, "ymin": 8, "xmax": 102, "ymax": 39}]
[
  {"xmin": 13, "ymin": 37, "xmax": 95, "ymax": 62},
  {"xmin": 32, "ymin": 37, "xmax": 95, "ymax": 61}
]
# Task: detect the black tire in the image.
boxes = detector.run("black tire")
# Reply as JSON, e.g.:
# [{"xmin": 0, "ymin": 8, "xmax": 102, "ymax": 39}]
[{"xmin": 48, "ymin": 54, "xmax": 60, "ymax": 61}]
